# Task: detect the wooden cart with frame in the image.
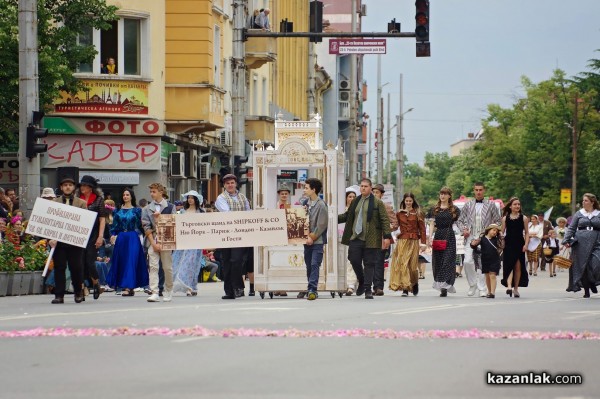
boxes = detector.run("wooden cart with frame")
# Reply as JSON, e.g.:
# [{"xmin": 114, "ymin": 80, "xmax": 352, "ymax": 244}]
[{"xmin": 252, "ymin": 115, "xmax": 347, "ymax": 298}]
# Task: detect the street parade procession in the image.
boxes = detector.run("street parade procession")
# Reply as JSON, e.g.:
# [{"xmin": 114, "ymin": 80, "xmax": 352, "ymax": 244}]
[{"xmin": 3, "ymin": 116, "xmax": 598, "ymax": 304}]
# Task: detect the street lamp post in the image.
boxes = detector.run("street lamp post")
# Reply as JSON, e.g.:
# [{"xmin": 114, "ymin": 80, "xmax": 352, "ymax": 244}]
[{"xmin": 395, "ymin": 74, "xmax": 413, "ymax": 208}]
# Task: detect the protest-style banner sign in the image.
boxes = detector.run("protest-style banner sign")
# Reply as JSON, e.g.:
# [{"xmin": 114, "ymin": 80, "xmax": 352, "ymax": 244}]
[
  {"xmin": 25, "ymin": 198, "xmax": 98, "ymax": 248},
  {"xmin": 175, "ymin": 209, "xmax": 288, "ymax": 249}
]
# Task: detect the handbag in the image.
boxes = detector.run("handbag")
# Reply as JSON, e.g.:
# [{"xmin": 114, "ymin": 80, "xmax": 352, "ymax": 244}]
[{"xmin": 432, "ymin": 239, "xmax": 447, "ymax": 251}]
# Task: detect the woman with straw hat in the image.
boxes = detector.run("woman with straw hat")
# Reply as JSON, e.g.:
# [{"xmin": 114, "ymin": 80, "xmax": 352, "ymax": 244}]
[{"xmin": 172, "ymin": 190, "xmax": 205, "ymax": 296}]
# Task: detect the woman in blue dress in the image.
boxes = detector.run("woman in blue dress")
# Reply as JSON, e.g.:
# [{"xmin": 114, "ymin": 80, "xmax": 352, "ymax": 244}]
[
  {"xmin": 172, "ymin": 190, "xmax": 205, "ymax": 296},
  {"xmin": 106, "ymin": 188, "xmax": 148, "ymax": 296}
]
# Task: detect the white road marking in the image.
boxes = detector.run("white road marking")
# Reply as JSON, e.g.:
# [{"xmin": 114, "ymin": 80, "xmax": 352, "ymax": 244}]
[
  {"xmin": 564, "ymin": 310, "xmax": 600, "ymax": 320},
  {"xmin": 172, "ymin": 336, "xmax": 211, "ymax": 343}
]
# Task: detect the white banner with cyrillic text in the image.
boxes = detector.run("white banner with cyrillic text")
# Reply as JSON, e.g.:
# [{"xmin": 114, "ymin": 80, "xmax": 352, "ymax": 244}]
[
  {"xmin": 25, "ymin": 198, "xmax": 98, "ymax": 248},
  {"xmin": 175, "ymin": 209, "xmax": 288, "ymax": 249}
]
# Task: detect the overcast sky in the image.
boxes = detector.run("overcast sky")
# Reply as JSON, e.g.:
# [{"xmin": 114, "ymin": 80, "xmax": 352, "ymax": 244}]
[{"xmin": 360, "ymin": 0, "xmax": 600, "ymax": 166}]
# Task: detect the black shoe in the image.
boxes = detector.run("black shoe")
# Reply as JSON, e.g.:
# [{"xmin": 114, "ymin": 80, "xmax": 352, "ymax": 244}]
[
  {"xmin": 248, "ymin": 291, "xmax": 256, "ymax": 296},
  {"xmin": 355, "ymin": 284, "xmax": 365, "ymax": 297},
  {"xmin": 74, "ymin": 295, "xmax": 84, "ymax": 303},
  {"xmin": 92, "ymin": 280, "xmax": 101, "ymax": 300},
  {"xmin": 412, "ymin": 283, "xmax": 419, "ymax": 296},
  {"xmin": 51, "ymin": 297, "xmax": 64, "ymax": 304},
  {"xmin": 374, "ymin": 288, "xmax": 384, "ymax": 296},
  {"xmin": 235, "ymin": 288, "xmax": 245, "ymax": 298},
  {"xmin": 591, "ymin": 286, "xmax": 598, "ymax": 294},
  {"xmin": 365, "ymin": 292, "xmax": 374, "ymax": 299},
  {"xmin": 402, "ymin": 290, "xmax": 409, "ymax": 297},
  {"xmin": 506, "ymin": 289, "xmax": 512, "ymax": 297},
  {"xmin": 222, "ymin": 294, "xmax": 236, "ymax": 300},
  {"xmin": 297, "ymin": 291, "xmax": 307, "ymax": 299},
  {"xmin": 440, "ymin": 288, "xmax": 447, "ymax": 297}
]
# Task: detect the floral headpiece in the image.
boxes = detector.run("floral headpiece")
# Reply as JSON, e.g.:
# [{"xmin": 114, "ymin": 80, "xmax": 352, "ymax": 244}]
[
  {"xmin": 105, "ymin": 204, "xmax": 116, "ymax": 211},
  {"xmin": 10, "ymin": 215, "xmax": 22, "ymax": 225}
]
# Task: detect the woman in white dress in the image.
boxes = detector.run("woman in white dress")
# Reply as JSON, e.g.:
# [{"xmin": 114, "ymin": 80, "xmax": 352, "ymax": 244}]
[{"xmin": 527, "ymin": 215, "xmax": 543, "ymax": 276}]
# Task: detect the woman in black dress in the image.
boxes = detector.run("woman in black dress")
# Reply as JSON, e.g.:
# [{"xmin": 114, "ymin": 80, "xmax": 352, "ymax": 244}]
[
  {"xmin": 500, "ymin": 197, "xmax": 530, "ymax": 297},
  {"xmin": 428, "ymin": 187, "xmax": 460, "ymax": 297}
]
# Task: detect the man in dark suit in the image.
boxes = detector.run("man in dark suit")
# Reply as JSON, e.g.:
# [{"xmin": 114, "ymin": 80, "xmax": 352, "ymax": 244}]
[
  {"xmin": 338, "ymin": 178, "xmax": 392, "ymax": 299},
  {"xmin": 49, "ymin": 175, "xmax": 88, "ymax": 304}
]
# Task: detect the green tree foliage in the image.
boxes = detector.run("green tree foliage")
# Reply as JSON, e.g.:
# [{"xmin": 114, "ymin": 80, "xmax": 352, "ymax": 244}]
[
  {"xmin": 0, "ymin": 0, "xmax": 117, "ymax": 142},
  {"xmin": 403, "ymin": 60, "xmax": 600, "ymax": 218}
]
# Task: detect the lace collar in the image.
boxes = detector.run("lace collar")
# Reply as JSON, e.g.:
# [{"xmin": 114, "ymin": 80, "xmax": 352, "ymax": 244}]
[{"xmin": 579, "ymin": 209, "xmax": 600, "ymax": 218}]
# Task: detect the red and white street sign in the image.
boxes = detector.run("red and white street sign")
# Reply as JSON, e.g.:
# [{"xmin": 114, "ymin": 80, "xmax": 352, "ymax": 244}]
[{"xmin": 329, "ymin": 39, "xmax": 387, "ymax": 55}]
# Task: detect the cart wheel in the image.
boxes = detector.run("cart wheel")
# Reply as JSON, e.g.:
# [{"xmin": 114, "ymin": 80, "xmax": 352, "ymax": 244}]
[
  {"xmin": 338, "ymin": 292, "xmax": 343, "ymax": 298},
  {"xmin": 259, "ymin": 292, "xmax": 265, "ymax": 299},
  {"xmin": 330, "ymin": 291, "xmax": 335, "ymax": 298},
  {"xmin": 269, "ymin": 292, "xmax": 274, "ymax": 299}
]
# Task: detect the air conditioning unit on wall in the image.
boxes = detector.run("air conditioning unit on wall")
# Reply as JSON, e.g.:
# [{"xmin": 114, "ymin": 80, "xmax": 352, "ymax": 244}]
[
  {"xmin": 339, "ymin": 90, "xmax": 350, "ymax": 102},
  {"xmin": 185, "ymin": 149, "xmax": 198, "ymax": 179},
  {"xmin": 220, "ymin": 130, "xmax": 231, "ymax": 146},
  {"xmin": 198, "ymin": 162, "xmax": 211, "ymax": 181},
  {"xmin": 169, "ymin": 152, "xmax": 186, "ymax": 178},
  {"xmin": 338, "ymin": 101, "xmax": 350, "ymax": 120},
  {"xmin": 339, "ymin": 80, "xmax": 350, "ymax": 90}
]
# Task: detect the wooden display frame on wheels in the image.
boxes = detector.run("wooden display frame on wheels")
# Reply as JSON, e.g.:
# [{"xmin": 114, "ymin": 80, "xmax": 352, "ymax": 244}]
[{"xmin": 252, "ymin": 115, "xmax": 347, "ymax": 298}]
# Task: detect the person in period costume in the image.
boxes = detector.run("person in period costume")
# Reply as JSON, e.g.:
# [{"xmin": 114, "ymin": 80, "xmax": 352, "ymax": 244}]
[
  {"xmin": 338, "ymin": 178, "xmax": 392, "ymax": 300},
  {"xmin": 456, "ymin": 182, "xmax": 501, "ymax": 297},
  {"xmin": 302, "ymin": 178, "xmax": 328, "ymax": 300},
  {"xmin": 526, "ymin": 215, "xmax": 543, "ymax": 276},
  {"xmin": 106, "ymin": 188, "xmax": 148, "ymax": 296},
  {"xmin": 500, "ymin": 197, "xmax": 530, "ymax": 298},
  {"xmin": 341, "ymin": 187, "xmax": 359, "ymax": 296},
  {"xmin": 77, "ymin": 175, "xmax": 107, "ymax": 300},
  {"xmin": 470, "ymin": 224, "xmax": 502, "ymax": 298},
  {"xmin": 389, "ymin": 192, "xmax": 426, "ymax": 296},
  {"xmin": 563, "ymin": 193, "xmax": 600, "ymax": 298},
  {"xmin": 48, "ymin": 175, "xmax": 88, "ymax": 304},
  {"xmin": 542, "ymin": 229, "xmax": 560, "ymax": 278},
  {"xmin": 215, "ymin": 174, "xmax": 252, "ymax": 299},
  {"xmin": 142, "ymin": 183, "xmax": 176, "ymax": 303},
  {"xmin": 172, "ymin": 190, "xmax": 205, "ymax": 296},
  {"xmin": 427, "ymin": 187, "xmax": 461, "ymax": 297},
  {"xmin": 538, "ymin": 214, "xmax": 554, "ymax": 272},
  {"xmin": 276, "ymin": 183, "xmax": 291, "ymax": 209},
  {"xmin": 371, "ymin": 184, "xmax": 398, "ymax": 296},
  {"xmin": 273, "ymin": 183, "xmax": 291, "ymax": 296}
]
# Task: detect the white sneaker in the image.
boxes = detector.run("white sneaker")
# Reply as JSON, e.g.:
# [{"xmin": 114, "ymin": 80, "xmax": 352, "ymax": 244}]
[
  {"xmin": 467, "ymin": 286, "xmax": 477, "ymax": 296},
  {"xmin": 147, "ymin": 293, "xmax": 160, "ymax": 302},
  {"xmin": 479, "ymin": 290, "xmax": 487, "ymax": 297},
  {"xmin": 162, "ymin": 291, "xmax": 173, "ymax": 302}
]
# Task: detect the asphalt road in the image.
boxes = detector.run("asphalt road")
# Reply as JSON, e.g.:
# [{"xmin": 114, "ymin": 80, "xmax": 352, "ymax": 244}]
[{"xmin": 0, "ymin": 268, "xmax": 598, "ymax": 399}]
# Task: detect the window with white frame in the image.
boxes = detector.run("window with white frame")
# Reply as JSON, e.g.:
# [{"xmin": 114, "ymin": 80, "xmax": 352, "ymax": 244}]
[{"xmin": 77, "ymin": 14, "xmax": 149, "ymax": 77}]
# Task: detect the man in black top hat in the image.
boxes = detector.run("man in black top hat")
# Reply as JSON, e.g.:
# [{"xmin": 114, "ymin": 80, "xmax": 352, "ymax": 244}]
[{"xmin": 49, "ymin": 175, "xmax": 88, "ymax": 304}]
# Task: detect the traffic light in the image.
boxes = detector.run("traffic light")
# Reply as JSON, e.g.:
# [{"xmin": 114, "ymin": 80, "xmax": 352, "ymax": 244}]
[
  {"xmin": 415, "ymin": 0, "xmax": 429, "ymax": 42},
  {"xmin": 233, "ymin": 155, "xmax": 249, "ymax": 186},
  {"xmin": 309, "ymin": 0, "xmax": 323, "ymax": 43},
  {"xmin": 219, "ymin": 166, "xmax": 231, "ymax": 183},
  {"xmin": 26, "ymin": 111, "xmax": 48, "ymax": 159}
]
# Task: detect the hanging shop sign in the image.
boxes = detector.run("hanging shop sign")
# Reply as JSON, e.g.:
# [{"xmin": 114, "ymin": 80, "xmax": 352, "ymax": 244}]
[
  {"xmin": 45, "ymin": 117, "xmax": 163, "ymax": 136},
  {"xmin": 53, "ymin": 79, "xmax": 149, "ymax": 115},
  {"xmin": 42, "ymin": 135, "xmax": 161, "ymax": 170}
]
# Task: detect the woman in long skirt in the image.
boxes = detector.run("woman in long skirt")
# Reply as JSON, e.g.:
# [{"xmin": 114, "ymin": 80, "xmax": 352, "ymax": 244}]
[
  {"xmin": 428, "ymin": 187, "xmax": 460, "ymax": 297},
  {"xmin": 563, "ymin": 193, "xmax": 600, "ymax": 298},
  {"xmin": 389, "ymin": 193, "xmax": 426, "ymax": 296},
  {"xmin": 172, "ymin": 191, "xmax": 204, "ymax": 296},
  {"xmin": 500, "ymin": 197, "xmax": 530, "ymax": 298},
  {"xmin": 106, "ymin": 188, "xmax": 149, "ymax": 296},
  {"xmin": 527, "ymin": 214, "xmax": 543, "ymax": 276}
]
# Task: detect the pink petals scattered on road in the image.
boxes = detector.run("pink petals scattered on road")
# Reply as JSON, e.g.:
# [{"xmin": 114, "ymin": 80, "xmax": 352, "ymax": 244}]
[{"xmin": 1, "ymin": 327, "xmax": 599, "ymax": 340}]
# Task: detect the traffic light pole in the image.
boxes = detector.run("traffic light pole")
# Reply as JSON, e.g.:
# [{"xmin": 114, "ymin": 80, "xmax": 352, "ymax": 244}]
[
  {"xmin": 245, "ymin": 31, "xmax": 416, "ymax": 39},
  {"xmin": 18, "ymin": 0, "xmax": 41, "ymax": 214}
]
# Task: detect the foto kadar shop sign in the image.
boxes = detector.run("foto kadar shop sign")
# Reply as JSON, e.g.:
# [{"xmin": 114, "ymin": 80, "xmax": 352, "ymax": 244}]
[{"xmin": 175, "ymin": 210, "xmax": 288, "ymax": 249}]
